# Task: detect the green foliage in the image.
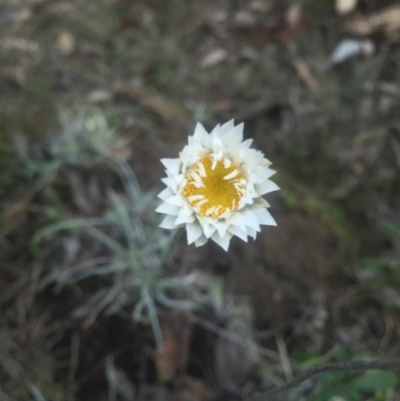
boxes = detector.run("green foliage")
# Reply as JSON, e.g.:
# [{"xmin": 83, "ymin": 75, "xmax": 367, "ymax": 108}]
[
  {"xmin": 281, "ymin": 188, "xmax": 297, "ymax": 207},
  {"xmin": 27, "ymin": 108, "xmax": 205, "ymax": 347},
  {"xmin": 307, "ymin": 370, "xmax": 397, "ymax": 401},
  {"xmin": 361, "ymin": 257, "xmax": 386, "ymax": 272},
  {"xmin": 50, "ymin": 107, "xmax": 120, "ymax": 167},
  {"xmin": 383, "ymin": 222, "xmax": 400, "ymax": 238},
  {"xmin": 34, "ymin": 159, "xmax": 199, "ymax": 346},
  {"xmin": 0, "ymin": 116, "xmax": 15, "ymax": 187},
  {"xmin": 23, "ymin": 157, "xmax": 59, "ymax": 190},
  {"xmin": 30, "ymin": 83, "xmax": 54, "ymax": 101},
  {"xmin": 356, "ymin": 220, "xmax": 400, "ymax": 311},
  {"xmin": 286, "ymin": 140, "xmax": 307, "ymax": 157},
  {"xmin": 353, "ymin": 370, "xmax": 397, "ymax": 392},
  {"xmin": 360, "ymin": 257, "xmax": 400, "ymax": 292},
  {"xmin": 292, "ymin": 348, "xmax": 325, "ymax": 369},
  {"xmin": 291, "ymin": 348, "xmax": 398, "ymax": 401}
]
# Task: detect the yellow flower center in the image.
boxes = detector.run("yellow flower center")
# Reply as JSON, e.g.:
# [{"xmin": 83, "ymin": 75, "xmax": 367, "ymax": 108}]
[{"xmin": 182, "ymin": 155, "xmax": 246, "ymax": 218}]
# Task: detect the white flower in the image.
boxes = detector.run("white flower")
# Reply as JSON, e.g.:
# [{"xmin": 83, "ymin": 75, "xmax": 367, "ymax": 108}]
[{"xmin": 156, "ymin": 120, "xmax": 279, "ymax": 251}]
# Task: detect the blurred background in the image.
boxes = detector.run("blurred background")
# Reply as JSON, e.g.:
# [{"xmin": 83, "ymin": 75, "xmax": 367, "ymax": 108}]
[{"xmin": 1, "ymin": 0, "xmax": 400, "ymax": 400}]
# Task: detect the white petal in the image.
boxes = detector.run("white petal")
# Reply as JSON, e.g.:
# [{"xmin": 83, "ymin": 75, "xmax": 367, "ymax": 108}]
[
  {"xmin": 247, "ymin": 227, "xmax": 257, "ymax": 240},
  {"xmin": 155, "ymin": 202, "xmax": 180, "ymax": 215},
  {"xmin": 165, "ymin": 195, "xmax": 185, "ymax": 206},
  {"xmin": 174, "ymin": 173, "xmax": 184, "ymax": 184},
  {"xmin": 158, "ymin": 187, "xmax": 174, "ymax": 201},
  {"xmin": 210, "ymin": 123, "xmax": 221, "ymax": 136},
  {"xmin": 193, "ymin": 123, "xmax": 210, "ymax": 145},
  {"xmin": 161, "ymin": 158, "xmax": 181, "ymax": 175},
  {"xmin": 219, "ymin": 209, "xmax": 233, "ymax": 219},
  {"xmin": 264, "ymin": 168, "xmax": 276, "ymax": 179},
  {"xmin": 244, "ymin": 149, "xmax": 264, "ymax": 171},
  {"xmin": 203, "ymin": 224, "xmax": 216, "ymax": 238},
  {"xmin": 161, "ymin": 176, "xmax": 178, "ymax": 192},
  {"xmin": 174, "ymin": 204, "xmax": 195, "ymax": 225},
  {"xmin": 186, "ymin": 222, "xmax": 203, "ymax": 244},
  {"xmin": 159, "ymin": 215, "xmax": 178, "ymax": 229},
  {"xmin": 252, "ymin": 207, "xmax": 277, "ymax": 226},
  {"xmin": 227, "ymin": 224, "xmax": 248, "ymax": 242},
  {"xmin": 195, "ymin": 235, "xmax": 208, "ymax": 247},
  {"xmin": 226, "ymin": 212, "xmax": 247, "ymax": 232},
  {"xmin": 197, "ymin": 216, "xmax": 216, "ymax": 238},
  {"xmin": 229, "ymin": 139, "xmax": 253, "ymax": 164},
  {"xmin": 255, "ymin": 180, "xmax": 280, "ymax": 195},
  {"xmin": 228, "ymin": 146, "xmax": 244, "ymax": 166},
  {"xmin": 225, "ymin": 123, "xmax": 244, "ymax": 144},
  {"xmin": 260, "ymin": 159, "xmax": 272, "ymax": 169},
  {"xmin": 256, "ymin": 197, "xmax": 270, "ymax": 207},
  {"xmin": 253, "ymin": 166, "xmax": 276, "ymax": 184},
  {"xmin": 240, "ymin": 138, "xmax": 253, "ymax": 149},
  {"xmin": 215, "ymin": 220, "xmax": 229, "ymax": 237},
  {"xmin": 219, "ymin": 120, "xmax": 235, "ymax": 137},
  {"xmin": 175, "ymin": 212, "xmax": 195, "ymax": 225},
  {"xmin": 211, "ymin": 137, "xmax": 226, "ymax": 155},
  {"xmin": 211, "ymin": 231, "xmax": 231, "ymax": 251},
  {"xmin": 242, "ymin": 209, "xmax": 261, "ymax": 232}
]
